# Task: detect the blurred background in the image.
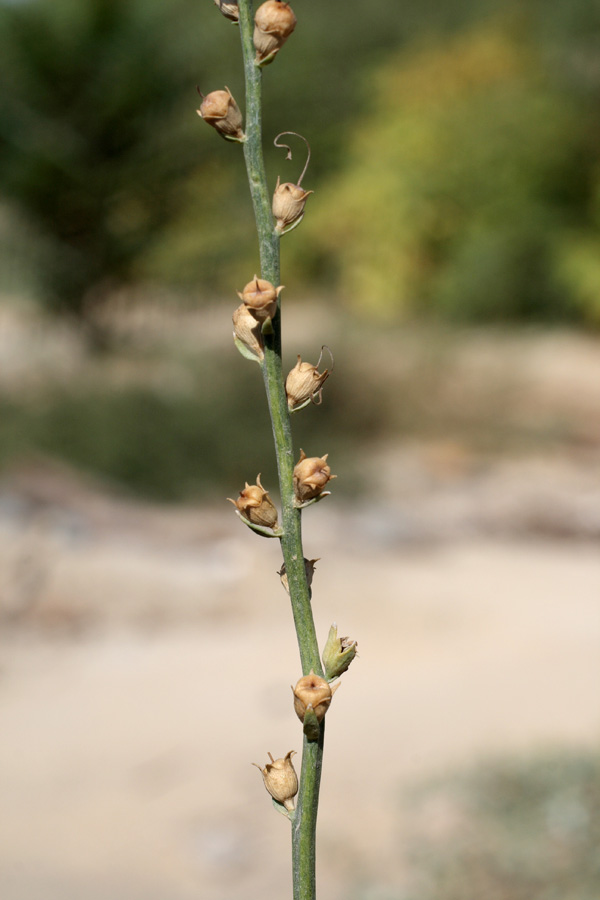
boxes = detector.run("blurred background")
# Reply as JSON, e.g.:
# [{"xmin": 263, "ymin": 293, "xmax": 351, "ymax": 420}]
[{"xmin": 0, "ymin": 0, "xmax": 599, "ymax": 898}]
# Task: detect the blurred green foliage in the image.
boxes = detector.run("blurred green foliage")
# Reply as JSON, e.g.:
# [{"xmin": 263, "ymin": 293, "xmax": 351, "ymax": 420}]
[
  {"xmin": 2, "ymin": 0, "xmax": 599, "ymax": 323},
  {"xmin": 299, "ymin": 20, "xmax": 600, "ymax": 323}
]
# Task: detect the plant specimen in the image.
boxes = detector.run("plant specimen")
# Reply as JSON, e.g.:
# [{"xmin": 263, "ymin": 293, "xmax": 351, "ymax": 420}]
[{"xmin": 201, "ymin": 3, "xmax": 357, "ymax": 898}]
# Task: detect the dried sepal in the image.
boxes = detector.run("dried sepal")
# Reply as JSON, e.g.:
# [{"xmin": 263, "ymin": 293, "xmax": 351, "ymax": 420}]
[
  {"xmin": 228, "ymin": 475, "xmax": 279, "ymax": 530},
  {"xmin": 293, "ymin": 449, "xmax": 336, "ymax": 504},
  {"xmin": 253, "ymin": 0, "xmax": 297, "ymax": 66},
  {"xmin": 322, "ymin": 623, "xmax": 358, "ymax": 680},
  {"xmin": 286, "ymin": 348, "xmax": 332, "ymax": 411},
  {"xmin": 197, "ymin": 86, "xmax": 245, "ymax": 142},
  {"xmin": 237, "ymin": 275, "xmax": 284, "ymax": 325},
  {"xmin": 253, "ymin": 750, "xmax": 298, "ymax": 812},
  {"xmin": 278, "ymin": 557, "xmax": 320, "ymax": 594},
  {"xmin": 232, "ymin": 303, "xmax": 264, "ymax": 362},
  {"xmin": 213, "ymin": 0, "xmax": 239, "ymax": 22}
]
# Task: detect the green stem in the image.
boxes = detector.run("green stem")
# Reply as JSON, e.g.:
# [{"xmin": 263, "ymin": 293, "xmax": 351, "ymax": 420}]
[{"xmin": 236, "ymin": 3, "xmax": 324, "ymax": 899}]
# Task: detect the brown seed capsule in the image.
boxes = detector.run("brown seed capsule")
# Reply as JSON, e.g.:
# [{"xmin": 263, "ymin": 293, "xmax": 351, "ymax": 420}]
[
  {"xmin": 227, "ymin": 475, "xmax": 278, "ymax": 528},
  {"xmin": 252, "ymin": 750, "xmax": 298, "ymax": 811},
  {"xmin": 292, "ymin": 670, "xmax": 338, "ymax": 724},
  {"xmin": 213, "ymin": 0, "xmax": 239, "ymax": 21},
  {"xmin": 286, "ymin": 354, "xmax": 330, "ymax": 411},
  {"xmin": 278, "ymin": 558, "xmax": 320, "ymax": 594},
  {"xmin": 237, "ymin": 276, "xmax": 284, "ymax": 323},
  {"xmin": 273, "ymin": 177, "xmax": 313, "ymax": 234},
  {"xmin": 232, "ymin": 303, "xmax": 264, "ymax": 360},
  {"xmin": 293, "ymin": 449, "xmax": 336, "ymax": 503},
  {"xmin": 197, "ymin": 87, "xmax": 245, "ymax": 141},
  {"xmin": 254, "ymin": 0, "xmax": 297, "ymax": 65}
]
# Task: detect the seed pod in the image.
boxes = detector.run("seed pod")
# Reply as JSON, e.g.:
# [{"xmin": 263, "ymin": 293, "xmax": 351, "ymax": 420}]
[
  {"xmin": 322, "ymin": 623, "xmax": 358, "ymax": 680},
  {"xmin": 213, "ymin": 0, "xmax": 239, "ymax": 21},
  {"xmin": 278, "ymin": 558, "xmax": 320, "ymax": 594},
  {"xmin": 293, "ymin": 449, "xmax": 336, "ymax": 503},
  {"xmin": 254, "ymin": 0, "xmax": 297, "ymax": 65},
  {"xmin": 237, "ymin": 275, "xmax": 284, "ymax": 324},
  {"xmin": 273, "ymin": 178, "xmax": 313, "ymax": 234},
  {"xmin": 232, "ymin": 303, "xmax": 264, "ymax": 361},
  {"xmin": 197, "ymin": 87, "xmax": 245, "ymax": 141},
  {"xmin": 273, "ymin": 132, "xmax": 313, "ymax": 233},
  {"xmin": 285, "ymin": 353, "xmax": 331, "ymax": 411},
  {"xmin": 227, "ymin": 475, "xmax": 278, "ymax": 528},
  {"xmin": 252, "ymin": 750, "xmax": 298, "ymax": 811},
  {"xmin": 292, "ymin": 670, "xmax": 338, "ymax": 724}
]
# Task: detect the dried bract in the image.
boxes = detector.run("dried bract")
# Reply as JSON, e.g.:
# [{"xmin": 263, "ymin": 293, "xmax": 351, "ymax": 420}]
[
  {"xmin": 228, "ymin": 475, "xmax": 278, "ymax": 528},
  {"xmin": 254, "ymin": 0, "xmax": 297, "ymax": 65},
  {"xmin": 253, "ymin": 750, "xmax": 298, "ymax": 811},
  {"xmin": 237, "ymin": 276, "xmax": 284, "ymax": 323},
  {"xmin": 278, "ymin": 558, "xmax": 319, "ymax": 594},
  {"xmin": 197, "ymin": 87, "xmax": 245, "ymax": 141},
  {"xmin": 286, "ymin": 354, "xmax": 330, "ymax": 410},
  {"xmin": 232, "ymin": 303, "xmax": 264, "ymax": 360},
  {"xmin": 293, "ymin": 449, "xmax": 336, "ymax": 503}
]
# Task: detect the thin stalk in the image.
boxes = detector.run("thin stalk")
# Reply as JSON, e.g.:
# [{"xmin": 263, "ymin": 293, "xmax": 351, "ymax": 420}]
[{"xmin": 236, "ymin": 3, "xmax": 324, "ymax": 898}]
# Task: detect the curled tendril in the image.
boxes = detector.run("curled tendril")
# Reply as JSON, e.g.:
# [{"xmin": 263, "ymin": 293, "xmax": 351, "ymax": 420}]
[{"xmin": 274, "ymin": 131, "xmax": 311, "ymax": 186}]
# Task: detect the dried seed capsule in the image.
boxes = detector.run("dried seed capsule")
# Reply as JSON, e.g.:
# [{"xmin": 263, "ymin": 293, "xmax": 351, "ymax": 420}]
[
  {"xmin": 197, "ymin": 87, "xmax": 245, "ymax": 141},
  {"xmin": 213, "ymin": 0, "xmax": 239, "ymax": 21},
  {"xmin": 293, "ymin": 449, "xmax": 336, "ymax": 503},
  {"xmin": 227, "ymin": 475, "xmax": 278, "ymax": 528},
  {"xmin": 237, "ymin": 276, "xmax": 284, "ymax": 323},
  {"xmin": 285, "ymin": 354, "xmax": 330, "ymax": 411},
  {"xmin": 278, "ymin": 558, "xmax": 319, "ymax": 594},
  {"xmin": 232, "ymin": 303, "xmax": 264, "ymax": 361},
  {"xmin": 292, "ymin": 670, "xmax": 338, "ymax": 724},
  {"xmin": 254, "ymin": 0, "xmax": 297, "ymax": 65},
  {"xmin": 252, "ymin": 751, "xmax": 298, "ymax": 811},
  {"xmin": 273, "ymin": 177, "xmax": 313, "ymax": 234},
  {"xmin": 322, "ymin": 623, "xmax": 358, "ymax": 680}
]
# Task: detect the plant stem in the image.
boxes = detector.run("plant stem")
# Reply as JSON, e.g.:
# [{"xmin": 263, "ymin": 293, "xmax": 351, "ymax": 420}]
[{"xmin": 236, "ymin": 3, "xmax": 324, "ymax": 898}]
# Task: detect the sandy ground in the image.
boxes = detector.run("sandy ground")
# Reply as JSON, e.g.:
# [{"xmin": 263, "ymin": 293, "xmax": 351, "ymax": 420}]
[{"xmin": 1, "ymin": 457, "xmax": 599, "ymax": 900}]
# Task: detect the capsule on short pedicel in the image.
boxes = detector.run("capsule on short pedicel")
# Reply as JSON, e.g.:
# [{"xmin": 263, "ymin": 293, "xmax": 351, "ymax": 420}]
[
  {"xmin": 253, "ymin": 0, "xmax": 297, "ymax": 65},
  {"xmin": 227, "ymin": 475, "xmax": 278, "ymax": 528},
  {"xmin": 273, "ymin": 177, "xmax": 313, "ymax": 233},
  {"xmin": 237, "ymin": 276, "xmax": 284, "ymax": 323},
  {"xmin": 253, "ymin": 750, "xmax": 298, "ymax": 811},
  {"xmin": 285, "ymin": 355, "xmax": 330, "ymax": 411},
  {"xmin": 292, "ymin": 670, "xmax": 338, "ymax": 724},
  {"xmin": 293, "ymin": 450, "xmax": 336, "ymax": 503},
  {"xmin": 197, "ymin": 87, "xmax": 245, "ymax": 141}
]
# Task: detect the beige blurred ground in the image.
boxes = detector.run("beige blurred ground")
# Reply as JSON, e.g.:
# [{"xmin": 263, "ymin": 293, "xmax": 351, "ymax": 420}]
[{"xmin": 1, "ymin": 314, "xmax": 600, "ymax": 900}]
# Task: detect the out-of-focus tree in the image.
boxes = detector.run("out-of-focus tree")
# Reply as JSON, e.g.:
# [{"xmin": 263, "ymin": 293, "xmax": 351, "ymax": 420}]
[
  {"xmin": 0, "ymin": 0, "xmax": 240, "ymax": 326},
  {"xmin": 300, "ymin": 19, "xmax": 599, "ymax": 323}
]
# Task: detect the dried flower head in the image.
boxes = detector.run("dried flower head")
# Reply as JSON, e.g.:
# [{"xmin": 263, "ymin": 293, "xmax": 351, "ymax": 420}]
[
  {"xmin": 254, "ymin": 0, "xmax": 297, "ymax": 65},
  {"xmin": 228, "ymin": 475, "xmax": 278, "ymax": 528},
  {"xmin": 278, "ymin": 558, "xmax": 320, "ymax": 594},
  {"xmin": 286, "ymin": 351, "xmax": 331, "ymax": 411},
  {"xmin": 213, "ymin": 0, "xmax": 239, "ymax": 21},
  {"xmin": 322, "ymin": 623, "xmax": 358, "ymax": 680},
  {"xmin": 293, "ymin": 450, "xmax": 336, "ymax": 504},
  {"xmin": 253, "ymin": 750, "xmax": 298, "ymax": 811},
  {"xmin": 232, "ymin": 303, "xmax": 264, "ymax": 360},
  {"xmin": 292, "ymin": 670, "xmax": 338, "ymax": 724},
  {"xmin": 197, "ymin": 86, "xmax": 245, "ymax": 141},
  {"xmin": 237, "ymin": 276, "xmax": 284, "ymax": 323}
]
